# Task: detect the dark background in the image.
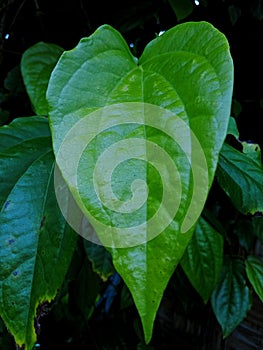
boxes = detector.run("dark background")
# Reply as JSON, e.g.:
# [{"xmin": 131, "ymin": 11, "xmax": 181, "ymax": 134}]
[{"xmin": 0, "ymin": 1, "xmax": 263, "ymax": 349}]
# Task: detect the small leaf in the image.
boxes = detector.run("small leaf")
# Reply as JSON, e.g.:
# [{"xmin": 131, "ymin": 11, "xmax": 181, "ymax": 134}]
[
  {"xmin": 0, "ymin": 117, "xmax": 77, "ymax": 349},
  {"xmin": 217, "ymin": 143, "xmax": 263, "ymax": 215},
  {"xmin": 211, "ymin": 256, "xmax": 252, "ymax": 338},
  {"xmin": 245, "ymin": 255, "xmax": 263, "ymax": 302},
  {"xmin": 83, "ymin": 240, "xmax": 115, "ymax": 281},
  {"xmin": 181, "ymin": 216, "xmax": 224, "ymax": 303},
  {"xmin": 241, "ymin": 141, "xmax": 262, "ymax": 166},
  {"xmin": 227, "ymin": 116, "xmax": 239, "ymax": 139},
  {"xmin": 21, "ymin": 42, "xmax": 63, "ymax": 115},
  {"xmin": 168, "ymin": 0, "xmax": 193, "ymax": 21}
]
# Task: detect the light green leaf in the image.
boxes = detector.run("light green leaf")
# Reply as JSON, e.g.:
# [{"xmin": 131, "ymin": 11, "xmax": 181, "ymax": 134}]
[
  {"xmin": 211, "ymin": 257, "xmax": 252, "ymax": 338},
  {"xmin": 21, "ymin": 42, "xmax": 63, "ymax": 115},
  {"xmin": 47, "ymin": 22, "xmax": 233, "ymax": 343},
  {"xmin": 241, "ymin": 141, "xmax": 262, "ymax": 166},
  {"xmin": 227, "ymin": 116, "xmax": 239, "ymax": 139},
  {"xmin": 180, "ymin": 216, "xmax": 224, "ymax": 303},
  {"xmin": 245, "ymin": 255, "xmax": 263, "ymax": 302},
  {"xmin": 0, "ymin": 117, "xmax": 77, "ymax": 349},
  {"xmin": 217, "ymin": 143, "xmax": 263, "ymax": 215}
]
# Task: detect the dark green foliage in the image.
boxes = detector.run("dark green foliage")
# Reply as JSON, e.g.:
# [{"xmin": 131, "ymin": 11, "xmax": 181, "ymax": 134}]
[{"xmin": 0, "ymin": 1, "xmax": 263, "ymax": 349}]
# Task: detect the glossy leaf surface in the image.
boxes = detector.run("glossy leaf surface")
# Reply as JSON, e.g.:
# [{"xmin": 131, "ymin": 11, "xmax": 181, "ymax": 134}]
[
  {"xmin": 47, "ymin": 22, "xmax": 233, "ymax": 342},
  {"xmin": 218, "ymin": 143, "xmax": 263, "ymax": 215},
  {"xmin": 0, "ymin": 117, "xmax": 77, "ymax": 349}
]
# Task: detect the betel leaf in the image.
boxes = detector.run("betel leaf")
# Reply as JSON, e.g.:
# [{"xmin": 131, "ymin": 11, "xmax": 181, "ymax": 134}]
[
  {"xmin": 245, "ymin": 255, "xmax": 263, "ymax": 302},
  {"xmin": 21, "ymin": 42, "xmax": 63, "ymax": 115},
  {"xmin": 211, "ymin": 256, "xmax": 252, "ymax": 338},
  {"xmin": 180, "ymin": 216, "xmax": 224, "ymax": 303},
  {"xmin": 47, "ymin": 22, "xmax": 233, "ymax": 342},
  {"xmin": 217, "ymin": 143, "xmax": 263, "ymax": 215},
  {"xmin": 0, "ymin": 117, "xmax": 77, "ymax": 349}
]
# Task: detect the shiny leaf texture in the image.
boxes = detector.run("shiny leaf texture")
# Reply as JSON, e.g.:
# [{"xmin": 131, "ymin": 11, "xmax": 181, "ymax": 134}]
[
  {"xmin": 217, "ymin": 143, "xmax": 263, "ymax": 215},
  {"xmin": 180, "ymin": 216, "xmax": 224, "ymax": 303},
  {"xmin": 21, "ymin": 42, "xmax": 63, "ymax": 115},
  {"xmin": 211, "ymin": 257, "xmax": 252, "ymax": 338},
  {"xmin": 245, "ymin": 255, "xmax": 263, "ymax": 302},
  {"xmin": 47, "ymin": 22, "xmax": 233, "ymax": 342},
  {"xmin": 0, "ymin": 117, "xmax": 77, "ymax": 349}
]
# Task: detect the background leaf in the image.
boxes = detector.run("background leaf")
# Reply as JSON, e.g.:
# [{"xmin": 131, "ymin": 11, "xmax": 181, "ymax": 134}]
[
  {"xmin": 217, "ymin": 143, "xmax": 263, "ymax": 215},
  {"xmin": 0, "ymin": 117, "xmax": 77, "ymax": 349},
  {"xmin": 245, "ymin": 255, "xmax": 263, "ymax": 302},
  {"xmin": 168, "ymin": 0, "xmax": 194, "ymax": 21},
  {"xmin": 180, "ymin": 216, "xmax": 224, "ymax": 303},
  {"xmin": 21, "ymin": 42, "xmax": 63, "ymax": 115},
  {"xmin": 84, "ymin": 240, "xmax": 115, "ymax": 281},
  {"xmin": 211, "ymin": 257, "xmax": 252, "ymax": 338}
]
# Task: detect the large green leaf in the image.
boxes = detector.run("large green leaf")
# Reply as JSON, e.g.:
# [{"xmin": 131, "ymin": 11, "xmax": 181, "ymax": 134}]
[
  {"xmin": 245, "ymin": 255, "xmax": 263, "ymax": 302},
  {"xmin": 47, "ymin": 22, "xmax": 233, "ymax": 342},
  {"xmin": 211, "ymin": 257, "xmax": 252, "ymax": 338},
  {"xmin": 0, "ymin": 117, "xmax": 77, "ymax": 349},
  {"xmin": 21, "ymin": 42, "xmax": 63, "ymax": 115},
  {"xmin": 217, "ymin": 143, "xmax": 263, "ymax": 215},
  {"xmin": 180, "ymin": 216, "xmax": 224, "ymax": 303}
]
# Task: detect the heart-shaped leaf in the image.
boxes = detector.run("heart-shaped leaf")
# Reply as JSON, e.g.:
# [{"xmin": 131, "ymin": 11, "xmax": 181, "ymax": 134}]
[{"xmin": 47, "ymin": 22, "xmax": 233, "ymax": 342}]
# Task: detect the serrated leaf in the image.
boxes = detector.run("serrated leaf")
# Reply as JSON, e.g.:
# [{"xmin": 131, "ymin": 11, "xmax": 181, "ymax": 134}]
[
  {"xmin": 0, "ymin": 117, "xmax": 77, "ymax": 349},
  {"xmin": 245, "ymin": 255, "xmax": 263, "ymax": 302},
  {"xmin": 21, "ymin": 42, "xmax": 63, "ymax": 115},
  {"xmin": 211, "ymin": 257, "xmax": 252, "ymax": 338},
  {"xmin": 47, "ymin": 22, "xmax": 233, "ymax": 343},
  {"xmin": 217, "ymin": 143, "xmax": 263, "ymax": 215},
  {"xmin": 180, "ymin": 216, "xmax": 223, "ymax": 303}
]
